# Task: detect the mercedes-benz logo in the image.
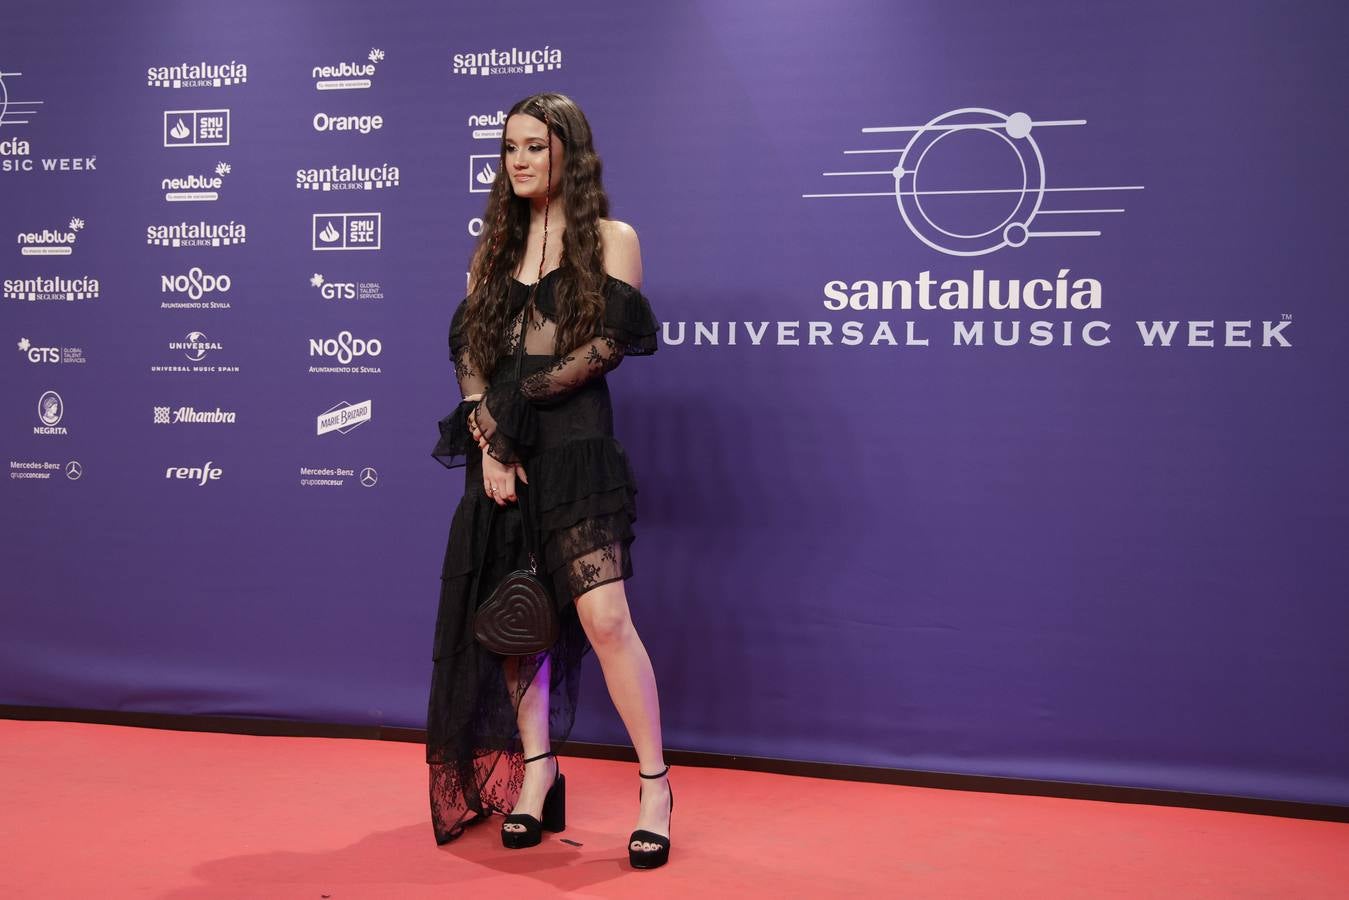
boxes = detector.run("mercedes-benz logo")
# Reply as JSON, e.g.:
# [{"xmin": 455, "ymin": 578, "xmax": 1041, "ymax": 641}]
[
  {"xmin": 359, "ymin": 467, "xmax": 378, "ymax": 487},
  {"xmin": 65, "ymin": 460, "xmax": 83, "ymax": 480}
]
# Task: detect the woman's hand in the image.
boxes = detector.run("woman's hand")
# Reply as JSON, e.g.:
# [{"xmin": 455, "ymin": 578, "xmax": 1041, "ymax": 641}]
[
  {"xmin": 468, "ymin": 403, "xmax": 492, "ymax": 451},
  {"xmin": 481, "ymin": 453, "xmax": 529, "ymax": 506}
]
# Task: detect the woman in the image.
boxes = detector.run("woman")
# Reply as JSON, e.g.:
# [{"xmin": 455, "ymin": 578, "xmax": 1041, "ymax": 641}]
[{"xmin": 428, "ymin": 92, "xmax": 673, "ymax": 870}]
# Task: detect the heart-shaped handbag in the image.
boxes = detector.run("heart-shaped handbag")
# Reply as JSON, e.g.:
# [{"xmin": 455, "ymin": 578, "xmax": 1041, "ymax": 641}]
[{"xmin": 473, "ymin": 477, "xmax": 558, "ymax": 655}]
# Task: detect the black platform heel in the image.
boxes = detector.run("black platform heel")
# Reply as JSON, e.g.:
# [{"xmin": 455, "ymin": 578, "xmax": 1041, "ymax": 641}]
[
  {"xmin": 501, "ymin": 750, "xmax": 565, "ymax": 849},
  {"xmin": 628, "ymin": 764, "xmax": 673, "ymax": 869}
]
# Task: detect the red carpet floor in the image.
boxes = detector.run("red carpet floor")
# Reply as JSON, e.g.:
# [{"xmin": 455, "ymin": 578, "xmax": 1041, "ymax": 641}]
[{"xmin": 1, "ymin": 719, "xmax": 1346, "ymax": 898}]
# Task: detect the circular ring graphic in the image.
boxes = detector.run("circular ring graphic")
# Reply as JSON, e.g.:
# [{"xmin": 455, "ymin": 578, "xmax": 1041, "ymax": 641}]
[{"xmin": 893, "ymin": 108, "xmax": 1045, "ymax": 256}]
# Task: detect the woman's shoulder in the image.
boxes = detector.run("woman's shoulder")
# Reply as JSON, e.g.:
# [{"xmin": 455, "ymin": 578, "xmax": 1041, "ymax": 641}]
[{"xmin": 598, "ymin": 218, "xmax": 642, "ymax": 290}]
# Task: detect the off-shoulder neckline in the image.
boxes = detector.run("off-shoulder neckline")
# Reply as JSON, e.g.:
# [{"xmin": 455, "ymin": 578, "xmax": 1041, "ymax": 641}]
[{"xmin": 511, "ymin": 268, "xmax": 641, "ymax": 293}]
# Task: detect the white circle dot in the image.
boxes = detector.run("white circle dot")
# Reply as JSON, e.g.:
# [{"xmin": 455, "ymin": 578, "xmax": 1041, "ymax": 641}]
[{"xmin": 1006, "ymin": 112, "xmax": 1032, "ymax": 139}]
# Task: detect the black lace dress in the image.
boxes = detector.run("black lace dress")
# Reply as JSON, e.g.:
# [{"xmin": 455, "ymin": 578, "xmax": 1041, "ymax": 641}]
[{"xmin": 426, "ymin": 268, "xmax": 659, "ymax": 845}]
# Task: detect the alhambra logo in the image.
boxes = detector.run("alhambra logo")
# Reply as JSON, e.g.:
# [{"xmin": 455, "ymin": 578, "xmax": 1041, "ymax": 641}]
[
  {"xmin": 313, "ymin": 48, "xmax": 384, "ymax": 90},
  {"xmin": 163, "ymin": 162, "xmax": 230, "ymax": 201},
  {"xmin": 296, "ymin": 162, "xmax": 400, "ymax": 191},
  {"xmin": 17, "ymin": 218, "xmax": 84, "ymax": 256},
  {"xmin": 803, "ymin": 107, "xmax": 1142, "ymax": 257},
  {"xmin": 147, "ymin": 60, "xmax": 247, "ymax": 89},
  {"xmin": 154, "ymin": 406, "xmax": 237, "ymax": 424},
  {"xmin": 452, "ymin": 45, "xmax": 563, "ymax": 77}
]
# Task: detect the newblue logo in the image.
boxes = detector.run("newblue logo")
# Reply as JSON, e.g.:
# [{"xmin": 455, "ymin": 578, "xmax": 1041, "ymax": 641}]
[{"xmin": 313, "ymin": 49, "xmax": 384, "ymax": 90}]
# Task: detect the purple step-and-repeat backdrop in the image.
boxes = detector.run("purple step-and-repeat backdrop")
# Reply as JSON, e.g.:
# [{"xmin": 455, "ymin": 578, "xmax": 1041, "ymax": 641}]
[{"xmin": 3, "ymin": 1, "xmax": 1346, "ymax": 805}]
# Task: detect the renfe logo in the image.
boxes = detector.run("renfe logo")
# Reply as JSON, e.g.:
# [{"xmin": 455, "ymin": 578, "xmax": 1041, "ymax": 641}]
[{"xmin": 165, "ymin": 461, "xmax": 222, "ymax": 485}]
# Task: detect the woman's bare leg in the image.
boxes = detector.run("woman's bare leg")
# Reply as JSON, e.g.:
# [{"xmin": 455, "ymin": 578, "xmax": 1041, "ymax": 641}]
[
  {"xmin": 573, "ymin": 577, "xmax": 670, "ymax": 852},
  {"xmin": 503, "ymin": 651, "xmax": 556, "ymax": 832}
]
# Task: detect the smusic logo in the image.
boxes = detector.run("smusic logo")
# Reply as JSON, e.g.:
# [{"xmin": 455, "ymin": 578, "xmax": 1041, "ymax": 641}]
[
  {"xmin": 163, "ymin": 109, "xmax": 230, "ymax": 148},
  {"xmin": 312, "ymin": 213, "xmax": 380, "ymax": 251}
]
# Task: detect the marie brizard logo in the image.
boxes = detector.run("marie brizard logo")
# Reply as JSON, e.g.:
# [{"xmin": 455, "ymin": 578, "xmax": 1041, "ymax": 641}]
[{"xmin": 803, "ymin": 107, "xmax": 1144, "ymax": 256}]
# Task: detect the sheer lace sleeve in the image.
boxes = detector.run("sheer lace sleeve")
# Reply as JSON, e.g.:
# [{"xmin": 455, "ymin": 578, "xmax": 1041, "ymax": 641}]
[
  {"xmin": 464, "ymin": 277, "xmax": 659, "ymax": 466},
  {"xmin": 431, "ymin": 298, "xmax": 488, "ymax": 469}
]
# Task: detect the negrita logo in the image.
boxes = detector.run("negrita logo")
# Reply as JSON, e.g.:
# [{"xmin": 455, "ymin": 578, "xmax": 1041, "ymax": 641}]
[
  {"xmin": 34, "ymin": 390, "xmax": 67, "ymax": 435},
  {"xmin": 313, "ymin": 48, "xmax": 384, "ymax": 90}
]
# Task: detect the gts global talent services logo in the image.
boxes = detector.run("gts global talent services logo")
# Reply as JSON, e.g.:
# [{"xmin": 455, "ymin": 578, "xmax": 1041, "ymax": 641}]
[
  {"xmin": 310, "ymin": 273, "xmax": 383, "ymax": 301},
  {"xmin": 17, "ymin": 218, "xmax": 84, "ymax": 256},
  {"xmin": 296, "ymin": 161, "xmax": 399, "ymax": 192},
  {"xmin": 452, "ymin": 45, "xmax": 563, "ymax": 77},
  {"xmin": 147, "ymin": 59, "xmax": 247, "ymax": 89},
  {"xmin": 313, "ymin": 48, "xmax": 385, "ymax": 90},
  {"xmin": 18, "ymin": 337, "xmax": 85, "ymax": 365},
  {"xmin": 163, "ymin": 162, "xmax": 230, "ymax": 201}
]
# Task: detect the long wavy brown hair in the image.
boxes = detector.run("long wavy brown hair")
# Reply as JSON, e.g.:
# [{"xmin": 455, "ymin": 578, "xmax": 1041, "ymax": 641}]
[{"xmin": 462, "ymin": 92, "xmax": 611, "ymax": 375}]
